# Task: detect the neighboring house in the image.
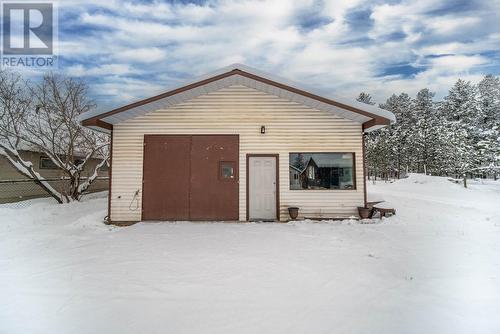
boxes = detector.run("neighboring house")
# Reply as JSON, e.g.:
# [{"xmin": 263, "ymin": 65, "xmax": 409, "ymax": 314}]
[
  {"xmin": 0, "ymin": 149, "xmax": 108, "ymax": 203},
  {"xmin": 80, "ymin": 64, "xmax": 395, "ymax": 223}
]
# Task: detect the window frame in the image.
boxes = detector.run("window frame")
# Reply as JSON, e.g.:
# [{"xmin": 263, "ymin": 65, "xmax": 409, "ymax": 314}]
[
  {"xmin": 219, "ymin": 161, "xmax": 237, "ymax": 181},
  {"xmin": 288, "ymin": 152, "xmax": 357, "ymax": 191},
  {"xmin": 39, "ymin": 156, "xmax": 58, "ymax": 170}
]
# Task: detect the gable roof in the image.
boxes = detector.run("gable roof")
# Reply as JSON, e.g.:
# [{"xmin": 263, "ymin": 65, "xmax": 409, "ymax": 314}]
[{"xmin": 80, "ymin": 64, "xmax": 396, "ymax": 133}]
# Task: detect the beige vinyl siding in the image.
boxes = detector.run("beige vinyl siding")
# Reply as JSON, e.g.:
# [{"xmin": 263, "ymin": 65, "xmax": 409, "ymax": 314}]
[{"xmin": 111, "ymin": 85, "xmax": 364, "ymax": 222}]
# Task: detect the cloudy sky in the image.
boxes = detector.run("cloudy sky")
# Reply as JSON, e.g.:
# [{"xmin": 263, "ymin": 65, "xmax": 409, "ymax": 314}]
[{"xmin": 32, "ymin": 0, "xmax": 500, "ymax": 110}]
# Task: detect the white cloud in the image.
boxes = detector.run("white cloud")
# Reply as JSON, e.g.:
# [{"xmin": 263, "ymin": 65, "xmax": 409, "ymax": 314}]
[
  {"xmin": 418, "ymin": 33, "xmax": 500, "ymax": 55},
  {"xmin": 66, "ymin": 64, "xmax": 138, "ymax": 77},
  {"xmin": 112, "ymin": 48, "xmax": 167, "ymax": 64},
  {"xmin": 427, "ymin": 16, "xmax": 481, "ymax": 35},
  {"xmin": 35, "ymin": 0, "xmax": 498, "ymax": 107},
  {"xmin": 428, "ymin": 54, "xmax": 488, "ymax": 72}
]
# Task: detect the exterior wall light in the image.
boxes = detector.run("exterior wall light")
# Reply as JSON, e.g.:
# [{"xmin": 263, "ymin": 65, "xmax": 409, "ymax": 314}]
[{"xmin": 260, "ymin": 126, "xmax": 266, "ymax": 134}]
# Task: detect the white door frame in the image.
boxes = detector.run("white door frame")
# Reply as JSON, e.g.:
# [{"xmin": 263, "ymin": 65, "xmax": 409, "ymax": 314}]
[{"xmin": 246, "ymin": 154, "xmax": 279, "ymax": 221}]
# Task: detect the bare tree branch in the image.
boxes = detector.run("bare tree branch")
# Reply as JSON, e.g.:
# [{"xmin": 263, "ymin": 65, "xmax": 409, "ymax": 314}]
[{"xmin": 0, "ymin": 70, "xmax": 109, "ymax": 203}]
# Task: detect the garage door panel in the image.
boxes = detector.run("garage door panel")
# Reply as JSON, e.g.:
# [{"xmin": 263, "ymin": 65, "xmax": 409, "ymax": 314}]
[
  {"xmin": 142, "ymin": 135, "xmax": 190, "ymax": 220},
  {"xmin": 190, "ymin": 135, "xmax": 239, "ymax": 220}
]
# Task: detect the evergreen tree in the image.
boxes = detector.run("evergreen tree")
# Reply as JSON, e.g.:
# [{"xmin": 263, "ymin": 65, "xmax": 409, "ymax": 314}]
[
  {"xmin": 478, "ymin": 75, "xmax": 500, "ymax": 126},
  {"xmin": 442, "ymin": 79, "xmax": 481, "ymax": 176},
  {"xmin": 443, "ymin": 79, "xmax": 480, "ymax": 124},
  {"xmin": 356, "ymin": 92, "xmax": 375, "ymax": 105},
  {"xmin": 477, "ymin": 75, "xmax": 500, "ymax": 177},
  {"xmin": 365, "ymin": 128, "xmax": 392, "ymax": 180},
  {"xmin": 357, "ymin": 92, "xmax": 387, "ymax": 179},
  {"xmin": 379, "ymin": 93, "xmax": 414, "ymax": 177},
  {"xmin": 412, "ymin": 89, "xmax": 442, "ymax": 174},
  {"xmin": 363, "ymin": 75, "xmax": 500, "ymax": 181},
  {"xmin": 477, "ymin": 125, "xmax": 500, "ymax": 178}
]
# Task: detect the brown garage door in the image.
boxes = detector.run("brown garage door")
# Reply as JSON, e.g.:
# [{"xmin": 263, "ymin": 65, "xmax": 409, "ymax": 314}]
[{"xmin": 142, "ymin": 135, "xmax": 239, "ymax": 221}]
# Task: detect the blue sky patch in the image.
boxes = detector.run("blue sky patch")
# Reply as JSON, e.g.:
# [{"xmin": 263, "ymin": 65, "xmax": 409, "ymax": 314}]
[{"xmin": 380, "ymin": 64, "xmax": 426, "ymax": 78}]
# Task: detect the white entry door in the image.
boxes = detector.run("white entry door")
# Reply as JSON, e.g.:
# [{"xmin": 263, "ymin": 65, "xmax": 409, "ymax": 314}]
[{"xmin": 248, "ymin": 156, "xmax": 277, "ymax": 220}]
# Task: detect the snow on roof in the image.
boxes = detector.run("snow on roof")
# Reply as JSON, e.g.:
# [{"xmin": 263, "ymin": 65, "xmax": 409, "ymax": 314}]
[
  {"xmin": 0, "ymin": 139, "xmax": 97, "ymax": 158},
  {"xmin": 0, "ymin": 139, "xmax": 38, "ymax": 153},
  {"xmin": 312, "ymin": 154, "xmax": 353, "ymax": 168}
]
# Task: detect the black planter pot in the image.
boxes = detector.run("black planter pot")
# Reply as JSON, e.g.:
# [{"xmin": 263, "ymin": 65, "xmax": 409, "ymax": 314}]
[
  {"xmin": 358, "ymin": 207, "xmax": 372, "ymax": 219},
  {"xmin": 288, "ymin": 207, "xmax": 299, "ymax": 220}
]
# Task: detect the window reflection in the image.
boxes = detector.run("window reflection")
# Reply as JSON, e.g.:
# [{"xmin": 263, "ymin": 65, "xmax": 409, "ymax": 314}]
[{"xmin": 289, "ymin": 153, "xmax": 354, "ymax": 190}]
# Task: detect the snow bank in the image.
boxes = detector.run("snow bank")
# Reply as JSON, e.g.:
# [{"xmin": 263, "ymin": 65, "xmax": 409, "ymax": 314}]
[{"xmin": 368, "ymin": 173, "xmax": 500, "ymax": 213}]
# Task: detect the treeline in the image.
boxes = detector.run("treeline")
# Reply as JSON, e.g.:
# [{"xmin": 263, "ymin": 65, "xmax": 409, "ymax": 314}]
[{"xmin": 359, "ymin": 75, "xmax": 500, "ymax": 181}]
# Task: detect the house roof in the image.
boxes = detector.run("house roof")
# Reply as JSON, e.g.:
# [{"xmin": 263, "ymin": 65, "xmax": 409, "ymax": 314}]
[
  {"xmin": 306, "ymin": 154, "xmax": 353, "ymax": 168},
  {"xmin": 0, "ymin": 139, "xmax": 101, "ymax": 159},
  {"xmin": 290, "ymin": 153, "xmax": 354, "ymax": 174},
  {"xmin": 80, "ymin": 64, "xmax": 396, "ymax": 133}
]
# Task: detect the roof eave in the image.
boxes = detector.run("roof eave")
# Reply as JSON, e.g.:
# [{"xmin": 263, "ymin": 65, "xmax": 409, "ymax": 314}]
[
  {"xmin": 81, "ymin": 118, "xmax": 113, "ymax": 133},
  {"xmin": 362, "ymin": 117, "xmax": 393, "ymax": 132}
]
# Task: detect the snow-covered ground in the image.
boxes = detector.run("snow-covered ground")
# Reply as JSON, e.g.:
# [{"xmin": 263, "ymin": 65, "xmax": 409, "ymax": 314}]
[{"xmin": 1, "ymin": 174, "xmax": 500, "ymax": 334}]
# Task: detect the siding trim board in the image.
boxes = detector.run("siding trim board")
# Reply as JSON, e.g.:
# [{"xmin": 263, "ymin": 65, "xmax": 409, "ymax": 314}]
[
  {"xmin": 362, "ymin": 133, "xmax": 368, "ymax": 208},
  {"xmin": 107, "ymin": 130, "xmax": 113, "ymax": 223}
]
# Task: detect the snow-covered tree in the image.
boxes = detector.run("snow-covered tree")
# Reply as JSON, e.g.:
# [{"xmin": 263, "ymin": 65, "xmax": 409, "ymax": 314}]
[
  {"xmin": 358, "ymin": 92, "xmax": 379, "ymax": 180},
  {"xmin": 0, "ymin": 71, "xmax": 109, "ymax": 203},
  {"xmin": 443, "ymin": 79, "xmax": 480, "ymax": 124},
  {"xmin": 477, "ymin": 75, "xmax": 500, "ymax": 177},
  {"xmin": 478, "ymin": 75, "xmax": 500, "ymax": 127},
  {"xmin": 293, "ymin": 153, "xmax": 306, "ymax": 170},
  {"xmin": 359, "ymin": 93, "xmax": 398, "ymax": 180},
  {"xmin": 412, "ymin": 88, "xmax": 447, "ymax": 174},
  {"xmin": 362, "ymin": 75, "xmax": 500, "ymax": 182},
  {"xmin": 441, "ymin": 79, "xmax": 481, "ymax": 177},
  {"xmin": 379, "ymin": 93, "xmax": 414, "ymax": 177},
  {"xmin": 356, "ymin": 92, "xmax": 375, "ymax": 105},
  {"xmin": 476, "ymin": 127, "xmax": 500, "ymax": 178}
]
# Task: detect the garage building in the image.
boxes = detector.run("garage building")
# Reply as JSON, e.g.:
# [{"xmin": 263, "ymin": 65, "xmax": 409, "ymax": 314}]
[{"xmin": 80, "ymin": 64, "xmax": 395, "ymax": 224}]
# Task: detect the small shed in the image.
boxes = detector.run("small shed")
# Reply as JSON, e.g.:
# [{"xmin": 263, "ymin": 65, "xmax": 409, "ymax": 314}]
[{"xmin": 80, "ymin": 64, "xmax": 395, "ymax": 223}]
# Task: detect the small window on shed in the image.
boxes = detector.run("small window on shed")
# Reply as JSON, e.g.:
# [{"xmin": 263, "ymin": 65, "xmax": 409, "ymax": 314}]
[
  {"xmin": 39, "ymin": 156, "xmax": 58, "ymax": 169},
  {"xmin": 220, "ymin": 161, "xmax": 235, "ymax": 179}
]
